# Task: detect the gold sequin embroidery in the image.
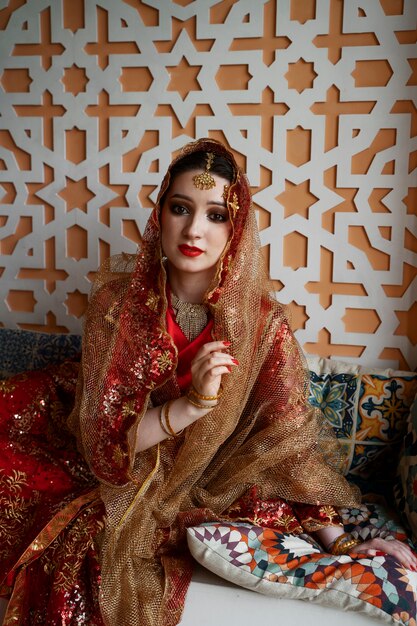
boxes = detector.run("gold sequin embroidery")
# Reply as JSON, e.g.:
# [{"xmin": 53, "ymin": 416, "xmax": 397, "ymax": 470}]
[
  {"xmin": 145, "ymin": 289, "xmax": 159, "ymax": 312},
  {"xmin": 113, "ymin": 445, "xmax": 128, "ymax": 468},
  {"xmin": 0, "ymin": 380, "xmax": 16, "ymax": 394},
  {"xmin": 121, "ymin": 399, "xmax": 137, "ymax": 420},
  {"xmin": 157, "ymin": 350, "xmax": 173, "ymax": 373},
  {"xmin": 0, "ymin": 470, "xmax": 39, "ymax": 560}
]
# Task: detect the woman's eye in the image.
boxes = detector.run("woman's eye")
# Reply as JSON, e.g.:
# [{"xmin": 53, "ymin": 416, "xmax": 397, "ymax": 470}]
[
  {"xmin": 171, "ymin": 204, "xmax": 189, "ymax": 215},
  {"xmin": 208, "ymin": 212, "xmax": 228, "ymax": 223}
]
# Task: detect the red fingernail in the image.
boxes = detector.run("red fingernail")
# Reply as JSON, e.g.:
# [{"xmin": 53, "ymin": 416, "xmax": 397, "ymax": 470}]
[
  {"xmin": 223, "ymin": 341, "xmax": 231, "ymax": 346},
  {"xmin": 227, "ymin": 365, "xmax": 232, "ymax": 372},
  {"xmin": 232, "ymin": 358, "xmax": 239, "ymax": 365}
]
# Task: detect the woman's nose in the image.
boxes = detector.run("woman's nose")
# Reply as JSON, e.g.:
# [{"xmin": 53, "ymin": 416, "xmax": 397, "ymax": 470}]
[{"xmin": 182, "ymin": 214, "xmax": 203, "ymax": 239}]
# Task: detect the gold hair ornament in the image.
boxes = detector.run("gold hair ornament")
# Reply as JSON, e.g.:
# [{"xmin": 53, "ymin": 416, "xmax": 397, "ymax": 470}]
[
  {"xmin": 192, "ymin": 152, "xmax": 216, "ymax": 190},
  {"xmin": 222, "ymin": 185, "xmax": 240, "ymax": 219},
  {"xmin": 229, "ymin": 192, "xmax": 240, "ymax": 218}
]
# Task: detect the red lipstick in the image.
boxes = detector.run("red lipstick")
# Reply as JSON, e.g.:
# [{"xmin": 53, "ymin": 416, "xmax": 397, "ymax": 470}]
[{"xmin": 178, "ymin": 244, "xmax": 204, "ymax": 257}]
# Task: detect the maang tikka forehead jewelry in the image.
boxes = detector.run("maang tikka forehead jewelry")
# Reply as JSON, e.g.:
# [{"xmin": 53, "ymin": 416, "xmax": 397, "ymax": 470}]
[{"xmin": 192, "ymin": 152, "xmax": 216, "ymax": 190}]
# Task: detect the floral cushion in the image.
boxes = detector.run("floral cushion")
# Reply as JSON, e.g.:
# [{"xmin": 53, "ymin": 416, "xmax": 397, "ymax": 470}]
[
  {"xmin": 187, "ymin": 504, "xmax": 416, "ymax": 626},
  {"xmin": 395, "ymin": 393, "xmax": 417, "ymax": 545},
  {"xmin": 307, "ymin": 357, "xmax": 417, "ymax": 481}
]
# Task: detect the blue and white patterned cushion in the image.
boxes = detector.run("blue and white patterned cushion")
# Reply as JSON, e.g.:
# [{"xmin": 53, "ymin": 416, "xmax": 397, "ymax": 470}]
[
  {"xmin": 307, "ymin": 357, "xmax": 417, "ymax": 484},
  {"xmin": 0, "ymin": 329, "xmax": 81, "ymax": 378}
]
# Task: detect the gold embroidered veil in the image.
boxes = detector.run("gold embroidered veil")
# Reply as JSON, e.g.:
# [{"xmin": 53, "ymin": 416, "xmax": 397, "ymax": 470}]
[{"xmin": 69, "ymin": 138, "xmax": 358, "ymax": 626}]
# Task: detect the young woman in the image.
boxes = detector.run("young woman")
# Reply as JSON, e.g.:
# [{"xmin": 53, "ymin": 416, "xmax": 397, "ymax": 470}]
[{"xmin": 1, "ymin": 138, "xmax": 416, "ymax": 625}]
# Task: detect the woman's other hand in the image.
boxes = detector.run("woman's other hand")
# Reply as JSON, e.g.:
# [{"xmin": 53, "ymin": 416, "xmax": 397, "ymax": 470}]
[
  {"xmin": 191, "ymin": 340, "xmax": 238, "ymax": 398},
  {"xmin": 351, "ymin": 537, "xmax": 417, "ymax": 571}
]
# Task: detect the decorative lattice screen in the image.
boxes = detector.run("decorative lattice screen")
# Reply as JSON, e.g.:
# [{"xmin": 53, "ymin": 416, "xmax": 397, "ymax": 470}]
[{"xmin": 0, "ymin": 0, "xmax": 416, "ymax": 369}]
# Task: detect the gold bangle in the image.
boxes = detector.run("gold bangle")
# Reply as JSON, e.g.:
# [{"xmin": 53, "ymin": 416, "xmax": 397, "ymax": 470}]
[
  {"xmin": 331, "ymin": 533, "xmax": 361, "ymax": 555},
  {"xmin": 335, "ymin": 538, "xmax": 361, "ymax": 555},
  {"xmin": 159, "ymin": 404, "xmax": 172, "ymax": 438},
  {"xmin": 188, "ymin": 384, "xmax": 223, "ymax": 402},
  {"xmin": 185, "ymin": 395, "xmax": 216, "ymax": 410},
  {"xmin": 164, "ymin": 400, "xmax": 184, "ymax": 438},
  {"xmin": 329, "ymin": 532, "xmax": 350, "ymax": 552}
]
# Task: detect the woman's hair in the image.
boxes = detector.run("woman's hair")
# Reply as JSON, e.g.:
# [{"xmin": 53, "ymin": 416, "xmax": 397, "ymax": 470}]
[
  {"xmin": 169, "ymin": 150, "xmax": 235, "ymax": 183},
  {"xmin": 159, "ymin": 150, "xmax": 236, "ymax": 207}
]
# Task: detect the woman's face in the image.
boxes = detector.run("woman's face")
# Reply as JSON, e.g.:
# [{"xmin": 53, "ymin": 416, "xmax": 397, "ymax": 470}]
[{"xmin": 160, "ymin": 169, "xmax": 232, "ymax": 287}]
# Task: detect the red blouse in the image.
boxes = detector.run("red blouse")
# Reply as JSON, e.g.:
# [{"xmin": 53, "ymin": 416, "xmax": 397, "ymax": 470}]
[{"xmin": 165, "ymin": 297, "xmax": 214, "ymax": 393}]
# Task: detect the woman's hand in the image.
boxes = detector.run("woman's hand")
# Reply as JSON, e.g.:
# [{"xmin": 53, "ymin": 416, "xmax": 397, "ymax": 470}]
[
  {"xmin": 351, "ymin": 537, "xmax": 417, "ymax": 571},
  {"xmin": 191, "ymin": 340, "xmax": 238, "ymax": 398},
  {"xmin": 135, "ymin": 341, "xmax": 237, "ymax": 452}
]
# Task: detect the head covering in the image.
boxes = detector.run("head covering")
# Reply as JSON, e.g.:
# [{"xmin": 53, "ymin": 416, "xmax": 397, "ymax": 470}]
[{"xmin": 69, "ymin": 138, "xmax": 358, "ymax": 626}]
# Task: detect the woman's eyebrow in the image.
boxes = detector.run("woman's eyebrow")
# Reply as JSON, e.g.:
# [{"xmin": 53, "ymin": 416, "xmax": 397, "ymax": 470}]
[
  {"xmin": 169, "ymin": 193, "xmax": 226, "ymax": 208},
  {"xmin": 207, "ymin": 200, "xmax": 227, "ymax": 208},
  {"xmin": 169, "ymin": 193, "xmax": 192, "ymax": 201}
]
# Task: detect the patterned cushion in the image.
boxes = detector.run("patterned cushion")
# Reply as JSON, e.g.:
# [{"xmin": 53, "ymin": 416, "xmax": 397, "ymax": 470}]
[
  {"xmin": 187, "ymin": 505, "xmax": 416, "ymax": 625},
  {"xmin": 0, "ymin": 329, "xmax": 82, "ymax": 378},
  {"xmin": 307, "ymin": 357, "xmax": 417, "ymax": 480},
  {"xmin": 395, "ymin": 393, "xmax": 417, "ymax": 545}
]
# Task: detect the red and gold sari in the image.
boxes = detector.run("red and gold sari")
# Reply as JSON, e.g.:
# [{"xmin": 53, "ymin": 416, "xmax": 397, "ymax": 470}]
[{"xmin": 1, "ymin": 139, "xmax": 358, "ymax": 625}]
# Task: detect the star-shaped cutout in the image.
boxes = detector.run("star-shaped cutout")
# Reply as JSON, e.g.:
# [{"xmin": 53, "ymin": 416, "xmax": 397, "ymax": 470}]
[{"xmin": 58, "ymin": 177, "xmax": 95, "ymax": 212}]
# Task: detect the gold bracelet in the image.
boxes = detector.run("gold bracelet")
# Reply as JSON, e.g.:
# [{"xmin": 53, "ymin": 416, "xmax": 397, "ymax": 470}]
[
  {"xmin": 329, "ymin": 532, "xmax": 350, "ymax": 551},
  {"xmin": 185, "ymin": 395, "xmax": 216, "ymax": 410},
  {"xmin": 335, "ymin": 538, "xmax": 361, "ymax": 555},
  {"xmin": 331, "ymin": 533, "xmax": 351, "ymax": 554},
  {"xmin": 331, "ymin": 533, "xmax": 361, "ymax": 555},
  {"xmin": 159, "ymin": 404, "xmax": 172, "ymax": 438},
  {"xmin": 188, "ymin": 384, "xmax": 223, "ymax": 402},
  {"xmin": 164, "ymin": 400, "xmax": 184, "ymax": 438}
]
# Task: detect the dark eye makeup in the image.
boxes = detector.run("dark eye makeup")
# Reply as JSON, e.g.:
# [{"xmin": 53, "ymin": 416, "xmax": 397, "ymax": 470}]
[
  {"xmin": 170, "ymin": 204, "xmax": 189, "ymax": 215},
  {"xmin": 168, "ymin": 202, "xmax": 229, "ymax": 223},
  {"xmin": 208, "ymin": 212, "xmax": 228, "ymax": 223}
]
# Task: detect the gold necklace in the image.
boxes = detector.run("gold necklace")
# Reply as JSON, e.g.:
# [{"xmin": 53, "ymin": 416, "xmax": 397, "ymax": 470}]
[{"xmin": 170, "ymin": 293, "xmax": 208, "ymax": 341}]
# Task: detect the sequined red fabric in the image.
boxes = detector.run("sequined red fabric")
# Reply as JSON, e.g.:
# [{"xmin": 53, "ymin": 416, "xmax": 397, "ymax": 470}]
[
  {"xmin": 223, "ymin": 486, "xmax": 342, "ymax": 533},
  {"xmin": 0, "ymin": 362, "xmax": 96, "ymax": 594},
  {"xmin": 5, "ymin": 492, "xmax": 104, "ymax": 625}
]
